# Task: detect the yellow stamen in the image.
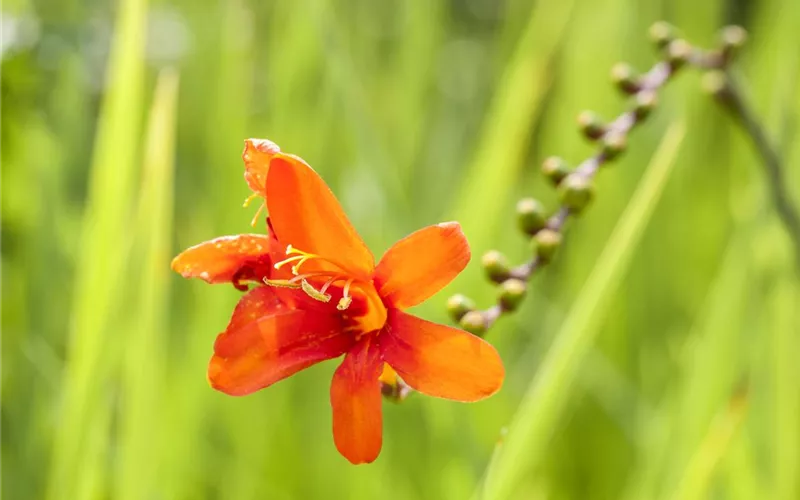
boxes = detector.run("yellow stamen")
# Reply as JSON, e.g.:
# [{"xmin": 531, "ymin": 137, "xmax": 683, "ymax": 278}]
[
  {"xmin": 262, "ymin": 278, "xmax": 301, "ymax": 289},
  {"xmin": 242, "ymin": 193, "xmax": 259, "ymax": 208},
  {"xmin": 267, "ymin": 244, "xmax": 367, "ymax": 313},
  {"xmin": 273, "ymin": 245, "xmax": 323, "ymax": 275},
  {"xmin": 250, "ymin": 202, "xmax": 265, "ymax": 228},
  {"xmin": 273, "ymin": 255, "xmax": 306, "ymax": 271},
  {"xmin": 336, "ymin": 278, "xmax": 355, "ymax": 310}
]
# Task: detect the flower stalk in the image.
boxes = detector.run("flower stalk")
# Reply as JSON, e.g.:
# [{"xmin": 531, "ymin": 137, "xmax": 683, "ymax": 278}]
[{"xmin": 448, "ymin": 21, "xmax": 800, "ymax": 332}]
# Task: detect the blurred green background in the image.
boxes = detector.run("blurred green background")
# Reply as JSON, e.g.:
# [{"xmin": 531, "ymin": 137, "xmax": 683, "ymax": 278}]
[{"xmin": 2, "ymin": 0, "xmax": 799, "ymax": 498}]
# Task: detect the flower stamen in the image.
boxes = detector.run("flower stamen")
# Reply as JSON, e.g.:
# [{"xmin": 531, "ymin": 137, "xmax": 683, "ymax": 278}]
[
  {"xmin": 242, "ymin": 193, "xmax": 259, "ymax": 208},
  {"xmin": 301, "ymin": 279, "xmax": 331, "ymax": 303},
  {"xmin": 319, "ymin": 276, "xmax": 339, "ymax": 295},
  {"xmin": 249, "ymin": 202, "xmax": 266, "ymax": 228},
  {"xmin": 273, "ymin": 245, "xmax": 326, "ymax": 275},
  {"xmin": 337, "ymin": 278, "xmax": 355, "ymax": 310},
  {"xmin": 267, "ymin": 244, "xmax": 364, "ymax": 311},
  {"xmin": 262, "ymin": 278, "xmax": 301, "ymax": 289}
]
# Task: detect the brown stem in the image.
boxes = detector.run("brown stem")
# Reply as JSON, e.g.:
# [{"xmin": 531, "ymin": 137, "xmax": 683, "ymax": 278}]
[{"xmin": 713, "ymin": 73, "xmax": 800, "ymax": 272}]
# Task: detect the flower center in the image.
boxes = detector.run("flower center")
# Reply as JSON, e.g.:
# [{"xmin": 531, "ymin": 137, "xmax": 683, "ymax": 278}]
[{"xmin": 264, "ymin": 245, "xmax": 358, "ymax": 311}]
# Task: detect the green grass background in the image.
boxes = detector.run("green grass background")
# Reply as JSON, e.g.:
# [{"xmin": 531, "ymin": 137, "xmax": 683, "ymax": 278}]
[{"xmin": 2, "ymin": 0, "xmax": 799, "ymax": 499}]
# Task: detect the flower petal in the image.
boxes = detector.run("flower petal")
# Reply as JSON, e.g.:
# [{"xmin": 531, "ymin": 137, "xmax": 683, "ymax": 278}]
[
  {"xmin": 171, "ymin": 234, "xmax": 275, "ymax": 285},
  {"xmin": 330, "ymin": 337, "xmax": 383, "ymax": 464},
  {"xmin": 243, "ymin": 138, "xmax": 280, "ymax": 195},
  {"xmin": 379, "ymin": 309, "xmax": 504, "ymax": 402},
  {"xmin": 266, "ymin": 153, "xmax": 374, "ymax": 278},
  {"xmin": 374, "ymin": 222, "xmax": 470, "ymax": 309},
  {"xmin": 209, "ymin": 287, "xmax": 351, "ymax": 396}
]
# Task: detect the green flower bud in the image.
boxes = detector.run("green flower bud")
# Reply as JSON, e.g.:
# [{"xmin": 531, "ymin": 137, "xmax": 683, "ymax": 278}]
[
  {"xmin": 633, "ymin": 90, "xmax": 658, "ymax": 120},
  {"xmin": 666, "ymin": 39, "xmax": 692, "ymax": 68},
  {"xmin": 533, "ymin": 229, "xmax": 562, "ymax": 262},
  {"xmin": 601, "ymin": 130, "xmax": 627, "ymax": 161},
  {"xmin": 649, "ymin": 21, "xmax": 675, "ymax": 49},
  {"xmin": 720, "ymin": 25, "xmax": 747, "ymax": 52},
  {"xmin": 498, "ymin": 279, "xmax": 527, "ymax": 311},
  {"xmin": 516, "ymin": 198, "xmax": 547, "ymax": 235},
  {"xmin": 460, "ymin": 310, "xmax": 487, "ymax": 336},
  {"xmin": 541, "ymin": 156, "xmax": 570, "ymax": 185},
  {"xmin": 481, "ymin": 250, "xmax": 511, "ymax": 282},
  {"xmin": 577, "ymin": 110, "xmax": 606, "ymax": 140},
  {"xmin": 446, "ymin": 294, "xmax": 476, "ymax": 322},
  {"xmin": 381, "ymin": 377, "xmax": 411, "ymax": 402},
  {"xmin": 559, "ymin": 174, "xmax": 594, "ymax": 214},
  {"xmin": 702, "ymin": 70, "xmax": 730, "ymax": 100},
  {"xmin": 610, "ymin": 62, "xmax": 640, "ymax": 94}
]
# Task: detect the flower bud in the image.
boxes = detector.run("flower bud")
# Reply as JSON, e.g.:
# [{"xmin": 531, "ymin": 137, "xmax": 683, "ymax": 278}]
[
  {"xmin": 381, "ymin": 380, "xmax": 411, "ymax": 402},
  {"xmin": 533, "ymin": 228, "xmax": 562, "ymax": 262},
  {"xmin": 702, "ymin": 70, "xmax": 730, "ymax": 100},
  {"xmin": 446, "ymin": 294, "xmax": 476, "ymax": 322},
  {"xmin": 516, "ymin": 198, "xmax": 547, "ymax": 235},
  {"xmin": 577, "ymin": 110, "xmax": 606, "ymax": 140},
  {"xmin": 720, "ymin": 25, "xmax": 747, "ymax": 53},
  {"xmin": 649, "ymin": 21, "xmax": 675, "ymax": 49},
  {"xmin": 633, "ymin": 90, "xmax": 658, "ymax": 120},
  {"xmin": 666, "ymin": 39, "xmax": 692, "ymax": 68},
  {"xmin": 460, "ymin": 310, "xmax": 487, "ymax": 336},
  {"xmin": 541, "ymin": 156, "xmax": 570, "ymax": 185},
  {"xmin": 482, "ymin": 250, "xmax": 511, "ymax": 282},
  {"xmin": 610, "ymin": 62, "xmax": 640, "ymax": 94},
  {"xmin": 559, "ymin": 174, "xmax": 594, "ymax": 214},
  {"xmin": 498, "ymin": 279, "xmax": 527, "ymax": 311},
  {"xmin": 601, "ymin": 130, "xmax": 627, "ymax": 161}
]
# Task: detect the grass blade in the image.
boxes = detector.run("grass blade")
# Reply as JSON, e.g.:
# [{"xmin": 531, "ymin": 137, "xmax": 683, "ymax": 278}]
[
  {"xmin": 114, "ymin": 68, "xmax": 179, "ymax": 500},
  {"xmin": 448, "ymin": 0, "xmax": 574, "ymax": 247},
  {"xmin": 46, "ymin": 0, "xmax": 148, "ymax": 497},
  {"xmin": 669, "ymin": 388, "xmax": 749, "ymax": 500}
]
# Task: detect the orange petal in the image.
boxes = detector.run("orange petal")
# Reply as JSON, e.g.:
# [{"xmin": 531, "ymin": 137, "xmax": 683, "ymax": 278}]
[
  {"xmin": 171, "ymin": 234, "xmax": 275, "ymax": 285},
  {"xmin": 243, "ymin": 138, "xmax": 280, "ymax": 195},
  {"xmin": 330, "ymin": 337, "xmax": 383, "ymax": 464},
  {"xmin": 374, "ymin": 222, "xmax": 470, "ymax": 309},
  {"xmin": 209, "ymin": 287, "xmax": 351, "ymax": 396},
  {"xmin": 266, "ymin": 153, "xmax": 374, "ymax": 279},
  {"xmin": 379, "ymin": 309, "xmax": 504, "ymax": 402}
]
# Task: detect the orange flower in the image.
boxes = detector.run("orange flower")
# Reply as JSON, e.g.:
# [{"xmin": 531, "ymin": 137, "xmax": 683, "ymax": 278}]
[{"xmin": 172, "ymin": 139, "xmax": 505, "ymax": 464}]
